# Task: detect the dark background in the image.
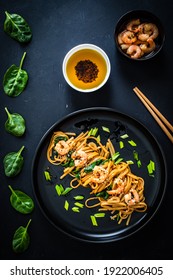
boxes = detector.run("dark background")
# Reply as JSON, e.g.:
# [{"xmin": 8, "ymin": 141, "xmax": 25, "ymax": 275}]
[{"xmin": 0, "ymin": 0, "xmax": 172, "ymax": 260}]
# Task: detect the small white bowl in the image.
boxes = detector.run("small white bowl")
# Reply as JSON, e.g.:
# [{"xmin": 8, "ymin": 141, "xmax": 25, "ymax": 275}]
[{"xmin": 62, "ymin": 44, "xmax": 111, "ymax": 93}]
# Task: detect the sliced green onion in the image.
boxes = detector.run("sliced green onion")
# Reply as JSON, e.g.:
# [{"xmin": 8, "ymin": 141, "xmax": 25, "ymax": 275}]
[
  {"xmin": 64, "ymin": 200, "xmax": 69, "ymax": 211},
  {"xmin": 119, "ymin": 141, "xmax": 124, "ymax": 149},
  {"xmin": 126, "ymin": 160, "xmax": 134, "ymax": 165},
  {"xmin": 61, "ymin": 187, "xmax": 73, "ymax": 195},
  {"xmin": 133, "ymin": 150, "xmax": 139, "ymax": 160},
  {"xmin": 72, "ymin": 207, "xmax": 80, "ymax": 213},
  {"xmin": 128, "ymin": 140, "xmax": 137, "ymax": 146},
  {"xmin": 96, "ymin": 135, "xmax": 101, "ymax": 142},
  {"xmin": 147, "ymin": 160, "xmax": 155, "ymax": 176},
  {"xmin": 55, "ymin": 184, "xmax": 64, "ymax": 196},
  {"xmin": 133, "ymin": 150, "xmax": 142, "ymax": 168},
  {"xmin": 55, "ymin": 184, "xmax": 73, "ymax": 196},
  {"xmin": 74, "ymin": 195, "xmax": 84, "ymax": 200},
  {"xmin": 94, "ymin": 213, "xmax": 105, "ymax": 218},
  {"xmin": 93, "ymin": 127, "xmax": 98, "ymax": 136},
  {"xmin": 90, "ymin": 215, "xmax": 98, "ymax": 226},
  {"xmin": 120, "ymin": 134, "xmax": 129, "ymax": 139},
  {"xmin": 102, "ymin": 126, "xmax": 110, "ymax": 133},
  {"xmin": 44, "ymin": 170, "xmax": 51, "ymax": 181},
  {"xmin": 150, "ymin": 160, "xmax": 155, "ymax": 171},
  {"xmin": 74, "ymin": 202, "xmax": 84, "ymax": 208},
  {"xmin": 114, "ymin": 158, "xmax": 123, "ymax": 164},
  {"xmin": 112, "ymin": 152, "xmax": 120, "ymax": 161},
  {"xmin": 88, "ymin": 127, "xmax": 98, "ymax": 136}
]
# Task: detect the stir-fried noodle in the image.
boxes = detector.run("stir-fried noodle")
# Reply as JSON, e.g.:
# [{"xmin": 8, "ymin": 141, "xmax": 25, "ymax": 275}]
[{"xmin": 47, "ymin": 130, "xmax": 147, "ymax": 225}]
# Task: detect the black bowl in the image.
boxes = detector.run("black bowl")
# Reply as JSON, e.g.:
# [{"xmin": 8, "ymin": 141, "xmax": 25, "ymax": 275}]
[{"xmin": 114, "ymin": 10, "xmax": 165, "ymax": 60}]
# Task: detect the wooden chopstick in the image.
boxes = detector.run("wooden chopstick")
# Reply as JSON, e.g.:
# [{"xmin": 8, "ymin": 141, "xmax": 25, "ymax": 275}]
[{"xmin": 133, "ymin": 87, "xmax": 173, "ymax": 143}]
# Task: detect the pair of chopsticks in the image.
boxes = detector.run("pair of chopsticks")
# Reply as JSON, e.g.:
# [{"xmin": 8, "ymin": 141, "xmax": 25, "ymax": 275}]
[{"xmin": 133, "ymin": 87, "xmax": 173, "ymax": 143}]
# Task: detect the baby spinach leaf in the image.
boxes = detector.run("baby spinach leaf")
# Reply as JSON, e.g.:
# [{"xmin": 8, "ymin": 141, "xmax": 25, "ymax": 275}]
[
  {"xmin": 5, "ymin": 107, "xmax": 26, "ymax": 136},
  {"xmin": 8, "ymin": 185, "xmax": 34, "ymax": 214},
  {"xmin": 4, "ymin": 11, "xmax": 32, "ymax": 43},
  {"xmin": 12, "ymin": 219, "xmax": 32, "ymax": 253},
  {"xmin": 3, "ymin": 52, "xmax": 28, "ymax": 97},
  {"xmin": 84, "ymin": 159, "xmax": 103, "ymax": 173},
  {"xmin": 3, "ymin": 146, "xmax": 25, "ymax": 177}
]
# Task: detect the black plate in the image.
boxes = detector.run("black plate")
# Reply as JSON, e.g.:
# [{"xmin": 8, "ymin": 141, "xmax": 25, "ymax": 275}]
[{"xmin": 32, "ymin": 107, "xmax": 167, "ymax": 242}]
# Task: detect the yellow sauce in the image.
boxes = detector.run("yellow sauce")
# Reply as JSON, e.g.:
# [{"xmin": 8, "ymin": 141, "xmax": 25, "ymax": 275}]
[{"xmin": 66, "ymin": 49, "xmax": 107, "ymax": 90}]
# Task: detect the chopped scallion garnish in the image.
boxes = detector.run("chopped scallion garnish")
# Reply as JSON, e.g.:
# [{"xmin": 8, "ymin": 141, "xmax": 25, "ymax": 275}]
[
  {"xmin": 55, "ymin": 184, "xmax": 72, "ymax": 196},
  {"xmin": 94, "ymin": 213, "xmax": 105, "ymax": 218},
  {"xmin": 72, "ymin": 207, "xmax": 80, "ymax": 213},
  {"xmin": 147, "ymin": 160, "xmax": 155, "ymax": 176},
  {"xmin": 126, "ymin": 160, "xmax": 134, "ymax": 165},
  {"xmin": 64, "ymin": 200, "xmax": 69, "ymax": 211},
  {"xmin": 74, "ymin": 195, "xmax": 84, "ymax": 200},
  {"xmin": 120, "ymin": 134, "xmax": 129, "ymax": 139},
  {"xmin": 151, "ymin": 160, "xmax": 155, "ymax": 171},
  {"xmin": 128, "ymin": 140, "xmax": 137, "ymax": 146},
  {"xmin": 61, "ymin": 187, "xmax": 73, "ymax": 195},
  {"xmin": 133, "ymin": 150, "xmax": 142, "ymax": 168},
  {"xmin": 112, "ymin": 152, "xmax": 120, "ymax": 161},
  {"xmin": 114, "ymin": 158, "xmax": 123, "ymax": 164},
  {"xmin": 74, "ymin": 202, "xmax": 84, "ymax": 208},
  {"xmin": 44, "ymin": 170, "xmax": 51, "ymax": 181},
  {"xmin": 102, "ymin": 126, "xmax": 110, "ymax": 133},
  {"xmin": 90, "ymin": 215, "xmax": 98, "ymax": 226},
  {"xmin": 88, "ymin": 127, "xmax": 98, "ymax": 136},
  {"xmin": 112, "ymin": 152, "xmax": 123, "ymax": 164},
  {"xmin": 55, "ymin": 184, "xmax": 64, "ymax": 196},
  {"xmin": 96, "ymin": 135, "xmax": 101, "ymax": 142},
  {"xmin": 133, "ymin": 150, "xmax": 139, "ymax": 161},
  {"xmin": 119, "ymin": 141, "xmax": 124, "ymax": 149}
]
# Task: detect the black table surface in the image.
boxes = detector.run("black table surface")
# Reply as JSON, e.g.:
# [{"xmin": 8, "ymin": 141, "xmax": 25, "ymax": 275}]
[{"xmin": 0, "ymin": 0, "xmax": 173, "ymax": 260}]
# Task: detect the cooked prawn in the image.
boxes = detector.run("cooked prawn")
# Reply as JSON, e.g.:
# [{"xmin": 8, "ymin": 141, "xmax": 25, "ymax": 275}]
[
  {"xmin": 54, "ymin": 140, "xmax": 70, "ymax": 156},
  {"xmin": 126, "ymin": 45, "xmax": 142, "ymax": 59},
  {"xmin": 143, "ymin": 23, "xmax": 159, "ymax": 39},
  {"xmin": 120, "ymin": 43, "xmax": 131, "ymax": 50},
  {"xmin": 126, "ymin": 19, "xmax": 140, "ymax": 32},
  {"xmin": 91, "ymin": 166, "xmax": 108, "ymax": 183},
  {"xmin": 107, "ymin": 178, "xmax": 126, "ymax": 195},
  {"xmin": 121, "ymin": 31, "xmax": 137, "ymax": 44},
  {"xmin": 138, "ymin": 33, "xmax": 150, "ymax": 41},
  {"xmin": 117, "ymin": 31, "xmax": 124, "ymax": 45},
  {"xmin": 140, "ymin": 38, "xmax": 156, "ymax": 53},
  {"xmin": 71, "ymin": 150, "xmax": 88, "ymax": 168},
  {"xmin": 124, "ymin": 189, "xmax": 139, "ymax": 206}
]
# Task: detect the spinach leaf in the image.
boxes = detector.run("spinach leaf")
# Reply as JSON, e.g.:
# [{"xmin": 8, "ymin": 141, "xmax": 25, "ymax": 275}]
[
  {"xmin": 84, "ymin": 159, "xmax": 103, "ymax": 173},
  {"xmin": 96, "ymin": 190, "xmax": 109, "ymax": 199},
  {"xmin": 12, "ymin": 219, "xmax": 31, "ymax": 253},
  {"xmin": 4, "ymin": 11, "xmax": 32, "ymax": 43},
  {"xmin": 5, "ymin": 107, "xmax": 26, "ymax": 136},
  {"xmin": 3, "ymin": 146, "xmax": 25, "ymax": 177},
  {"xmin": 54, "ymin": 136, "xmax": 68, "ymax": 144},
  {"xmin": 3, "ymin": 52, "xmax": 28, "ymax": 97},
  {"xmin": 8, "ymin": 185, "xmax": 34, "ymax": 214}
]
